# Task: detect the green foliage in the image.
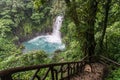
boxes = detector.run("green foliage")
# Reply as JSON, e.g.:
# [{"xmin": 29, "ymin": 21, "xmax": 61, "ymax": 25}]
[
  {"xmin": 23, "ymin": 23, "xmax": 32, "ymax": 36},
  {"xmin": 0, "ymin": 19, "xmax": 14, "ymax": 37},
  {"xmin": 0, "ymin": 50, "xmax": 49, "ymax": 79},
  {"xmin": 0, "ymin": 50, "xmax": 48, "ymax": 70},
  {"xmin": 31, "ymin": 12, "xmax": 44, "ymax": 24},
  {"xmin": 0, "ymin": 0, "xmax": 55, "ymax": 44},
  {"xmin": 60, "ymin": 19, "xmax": 83, "ymax": 62},
  {"xmin": 0, "ymin": 38, "xmax": 21, "ymax": 70},
  {"xmin": 0, "ymin": 0, "xmax": 56, "ymax": 72},
  {"xmin": 33, "ymin": 0, "xmax": 42, "ymax": 10},
  {"xmin": 63, "ymin": 41, "xmax": 83, "ymax": 61},
  {"xmin": 105, "ymin": 68, "xmax": 120, "ymax": 80},
  {"xmin": 18, "ymin": 51, "xmax": 48, "ymax": 66},
  {"xmin": 106, "ymin": 22, "xmax": 120, "ymax": 62},
  {"xmin": 50, "ymin": 0, "xmax": 66, "ymax": 15},
  {"xmin": 52, "ymin": 40, "xmax": 83, "ymax": 63},
  {"xmin": 0, "ymin": 0, "xmax": 120, "ymax": 79},
  {"xmin": 62, "ymin": 21, "xmax": 76, "ymax": 43}
]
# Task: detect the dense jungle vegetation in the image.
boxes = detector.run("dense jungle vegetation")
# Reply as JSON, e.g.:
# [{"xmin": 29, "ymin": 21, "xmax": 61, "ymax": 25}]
[{"xmin": 0, "ymin": 0, "xmax": 120, "ymax": 79}]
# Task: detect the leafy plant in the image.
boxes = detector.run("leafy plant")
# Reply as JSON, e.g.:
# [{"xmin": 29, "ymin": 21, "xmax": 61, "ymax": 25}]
[{"xmin": 105, "ymin": 68, "xmax": 120, "ymax": 80}]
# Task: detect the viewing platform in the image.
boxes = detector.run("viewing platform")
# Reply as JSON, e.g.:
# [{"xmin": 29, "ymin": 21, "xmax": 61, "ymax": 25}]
[{"xmin": 0, "ymin": 55, "xmax": 120, "ymax": 80}]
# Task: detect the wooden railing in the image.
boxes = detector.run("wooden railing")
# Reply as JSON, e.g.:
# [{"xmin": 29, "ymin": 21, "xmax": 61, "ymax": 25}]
[
  {"xmin": 100, "ymin": 55, "xmax": 120, "ymax": 67},
  {"xmin": 0, "ymin": 56, "xmax": 88, "ymax": 80},
  {"xmin": 0, "ymin": 55, "xmax": 119, "ymax": 80}
]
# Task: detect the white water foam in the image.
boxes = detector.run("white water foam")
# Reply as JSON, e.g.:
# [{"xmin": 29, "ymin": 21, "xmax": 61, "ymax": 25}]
[
  {"xmin": 23, "ymin": 15, "xmax": 65, "ymax": 53},
  {"xmin": 28, "ymin": 16, "xmax": 63, "ymax": 44},
  {"xmin": 45, "ymin": 16, "xmax": 63, "ymax": 43}
]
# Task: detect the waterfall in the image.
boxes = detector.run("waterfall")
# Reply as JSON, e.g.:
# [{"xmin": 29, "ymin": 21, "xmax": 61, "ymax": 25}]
[
  {"xmin": 46, "ymin": 16, "xmax": 63, "ymax": 43},
  {"xmin": 23, "ymin": 15, "xmax": 65, "ymax": 53}
]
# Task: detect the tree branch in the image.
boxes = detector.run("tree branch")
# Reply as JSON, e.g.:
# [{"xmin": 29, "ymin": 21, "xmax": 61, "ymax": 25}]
[{"xmin": 99, "ymin": 0, "xmax": 111, "ymax": 51}]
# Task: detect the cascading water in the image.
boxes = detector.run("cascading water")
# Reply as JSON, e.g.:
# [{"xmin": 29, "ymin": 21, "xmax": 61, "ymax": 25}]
[
  {"xmin": 23, "ymin": 16, "xmax": 65, "ymax": 53},
  {"xmin": 46, "ymin": 16, "xmax": 63, "ymax": 43}
]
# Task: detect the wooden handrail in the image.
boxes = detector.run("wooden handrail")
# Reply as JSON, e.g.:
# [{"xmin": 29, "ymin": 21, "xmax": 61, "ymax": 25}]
[
  {"xmin": 0, "ymin": 56, "xmax": 88, "ymax": 80},
  {"xmin": 100, "ymin": 55, "xmax": 120, "ymax": 66},
  {"xmin": 1, "ymin": 55, "xmax": 119, "ymax": 80}
]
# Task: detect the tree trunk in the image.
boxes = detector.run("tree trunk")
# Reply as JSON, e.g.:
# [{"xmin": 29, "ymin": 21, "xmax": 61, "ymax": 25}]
[
  {"xmin": 83, "ymin": 0, "xmax": 98, "ymax": 61},
  {"xmin": 65, "ymin": 0, "xmax": 98, "ymax": 61},
  {"xmin": 99, "ymin": 0, "xmax": 111, "ymax": 53}
]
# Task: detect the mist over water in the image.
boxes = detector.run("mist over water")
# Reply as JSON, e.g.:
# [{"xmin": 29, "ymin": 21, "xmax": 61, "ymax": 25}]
[{"xmin": 23, "ymin": 16, "xmax": 65, "ymax": 53}]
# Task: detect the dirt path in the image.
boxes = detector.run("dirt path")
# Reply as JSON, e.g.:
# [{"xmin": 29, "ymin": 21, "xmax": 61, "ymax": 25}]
[{"xmin": 71, "ymin": 62, "xmax": 107, "ymax": 80}]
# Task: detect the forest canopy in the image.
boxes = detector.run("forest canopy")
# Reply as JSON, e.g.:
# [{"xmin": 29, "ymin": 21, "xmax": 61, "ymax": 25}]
[{"xmin": 0, "ymin": 0, "xmax": 120, "ymax": 79}]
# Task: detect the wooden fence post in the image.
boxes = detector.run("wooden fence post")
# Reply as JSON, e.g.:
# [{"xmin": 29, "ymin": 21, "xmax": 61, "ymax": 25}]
[
  {"xmin": 67, "ymin": 64, "xmax": 70, "ymax": 80},
  {"xmin": 1, "ymin": 74, "xmax": 12, "ymax": 80},
  {"xmin": 51, "ymin": 67, "xmax": 54, "ymax": 80}
]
